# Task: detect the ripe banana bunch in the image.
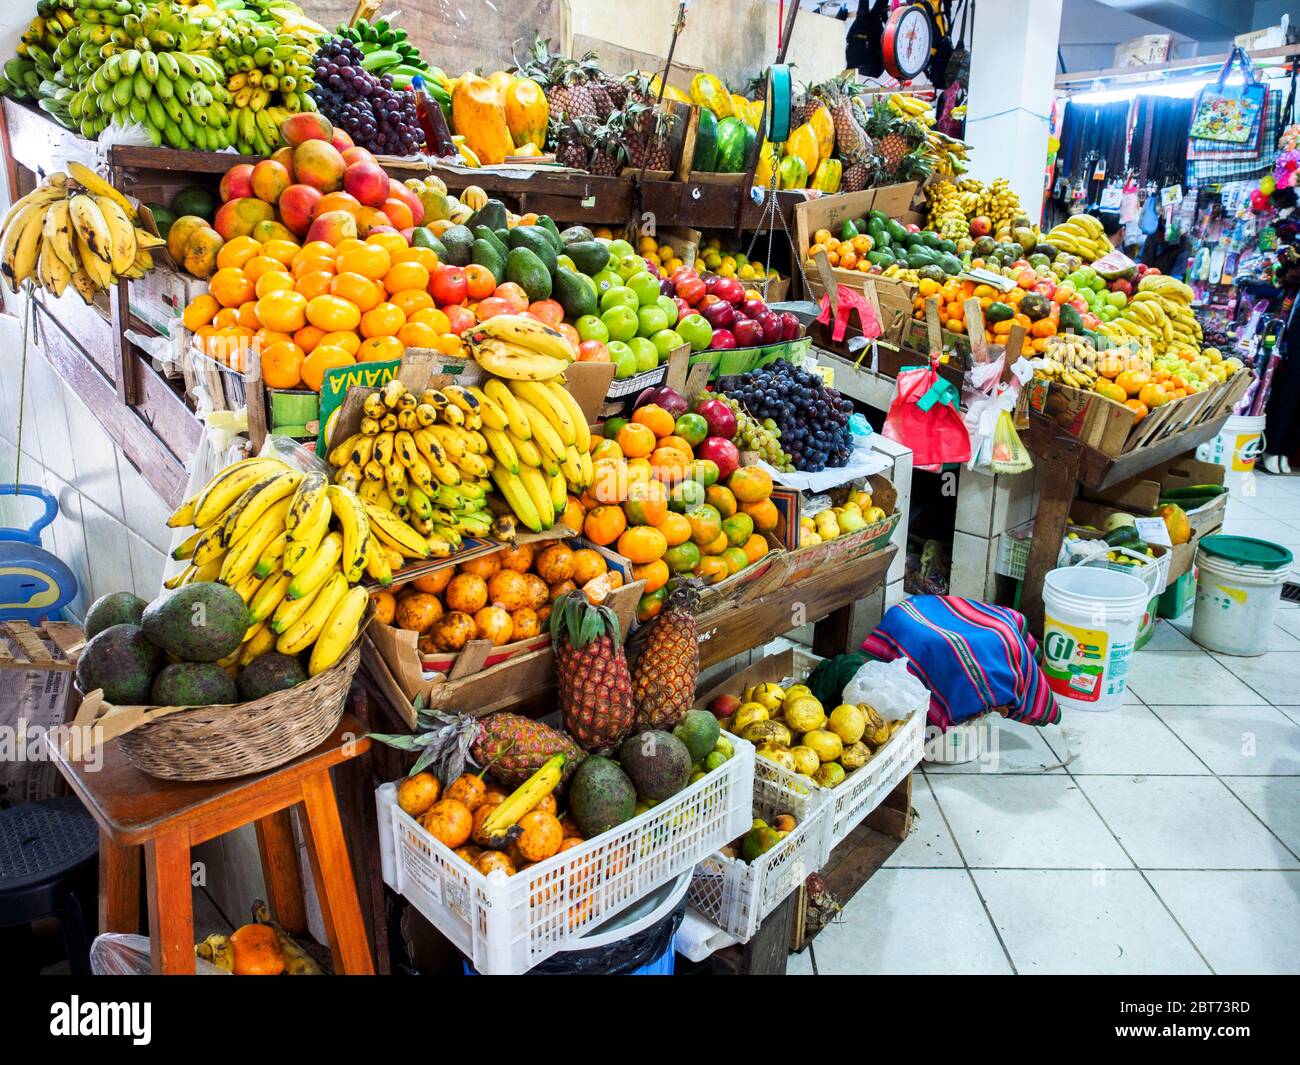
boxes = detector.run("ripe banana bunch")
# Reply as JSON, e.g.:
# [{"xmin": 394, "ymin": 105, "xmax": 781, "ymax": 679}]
[
  {"xmin": 1048, "ymin": 335, "xmax": 1100, "ymax": 389},
  {"xmin": 166, "ymin": 455, "xmax": 383, "ymax": 677},
  {"xmin": 486, "ymin": 377, "xmax": 594, "ymax": 534},
  {"xmin": 326, "ymin": 378, "xmax": 494, "ymax": 550},
  {"xmin": 964, "ymin": 177, "xmax": 1022, "ymax": 234},
  {"xmin": 1044, "ymin": 214, "xmax": 1111, "ymax": 263},
  {"xmin": 1135, "ymin": 274, "xmax": 1202, "ymax": 347},
  {"xmin": 0, "ymin": 164, "xmax": 162, "ymax": 300},
  {"xmin": 464, "ymin": 314, "xmax": 578, "ymax": 382},
  {"xmin": 926, "ymin": 180, "xmax": 969, "ymax": 240},
  {"xmin": 888, "ymin": 92, "xmax": 934, "ymax": 127}
]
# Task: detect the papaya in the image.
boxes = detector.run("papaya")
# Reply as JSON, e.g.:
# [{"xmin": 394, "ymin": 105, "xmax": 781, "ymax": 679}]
[
  {"xmin": 503, "ymin": 77, "xmax": 548, "ymax": 151},
  {"xmin": 451, "ymin": 75, "xmax": 514, "ymax": 165},
  {"xmin": 1157, "ymin": 503, "xmax": 1191, "ymax": 546}
]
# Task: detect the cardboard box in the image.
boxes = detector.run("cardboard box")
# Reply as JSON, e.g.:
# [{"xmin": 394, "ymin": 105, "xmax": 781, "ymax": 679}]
[
  {"xmin": 792, "ymin": 183, "xmax": 918, "ymax": 270},
  {"xmin": 696, "ymin": 533, "xmax": 789, "ymax": 613},
  {"xmin": 804, "ymin": 272, "xmax": 917, "ymax": 350},
  {"xmin": 1114, "ymin": 34, "xmax": 1172, "ymax": 67},
  {"xmin": 128, "ymin": 262, "xmax": 208, "ymax": 339},
  {"xmin": 1085, "ymin": 453, "xmax": 1226, "ymax": 514},
  {"xmin": 777, "ymin": 473, "xmax": 900, "ymax": 585}
]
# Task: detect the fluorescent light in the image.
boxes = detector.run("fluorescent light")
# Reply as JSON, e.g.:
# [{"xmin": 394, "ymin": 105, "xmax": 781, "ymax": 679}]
[{"xmin": 1067, "ymin": 69, "xmax": 1293, "ymax": 104}]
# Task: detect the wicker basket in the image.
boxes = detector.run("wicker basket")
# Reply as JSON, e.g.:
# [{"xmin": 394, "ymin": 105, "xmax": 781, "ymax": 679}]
[{"xmin": 114, "ymin": 638, "xmax": 364, "ymax": 782}]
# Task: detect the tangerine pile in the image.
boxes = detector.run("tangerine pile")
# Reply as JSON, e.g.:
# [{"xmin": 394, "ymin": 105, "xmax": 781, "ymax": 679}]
[
  {"xmin": 181, "ymin": 229, "xmax": 464, "ymax": 391},
  {"xmin": 369, "ymin": 539, "xmax": 625, "ymax": 659}
]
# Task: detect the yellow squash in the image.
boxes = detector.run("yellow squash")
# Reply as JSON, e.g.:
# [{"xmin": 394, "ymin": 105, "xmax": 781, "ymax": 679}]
[
  {"xmin": 504, "ymin": 77, "xmax": 549, "ymax": 154},
  {"xmin": 452, "ymin": 74, "xmax": 514, "ymax": 166}
]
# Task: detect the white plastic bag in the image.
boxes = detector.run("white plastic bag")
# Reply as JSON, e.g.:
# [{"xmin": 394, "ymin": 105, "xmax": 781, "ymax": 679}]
[
  {"xmin": 841, "ymin": 657, "xmax": 930, "ymax": 721},
  {"xmin": 90, "ymin": 933, "xmax": 229, "ymax": 975}
]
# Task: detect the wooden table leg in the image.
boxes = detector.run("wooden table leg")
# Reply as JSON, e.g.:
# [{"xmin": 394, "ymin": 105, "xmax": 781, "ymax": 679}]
[
  {"xmin": 98, "ymin": 829, "xmax": 141, "ymax": 935},
  {"xmin": 255, "ymin": 809, "xmax": 308, "ymax": 936},
  {"xmin": 1021, "ymin": 433, "xmax": 1083, "ymax": 636},
  {"xmin": 145, "ymin": 830, "xmax": 195, "ymax": 975},
  {"xmin": 300, "ymin": 768, "xmax": 375, "ymax": 975}
]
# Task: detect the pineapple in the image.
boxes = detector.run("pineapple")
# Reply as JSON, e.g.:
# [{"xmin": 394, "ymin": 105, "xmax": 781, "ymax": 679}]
[
  {"xmin": 865, "ymin": 98, "xmax": 931, "ymax": 182},
  {"xmin": 551, "ymin": 592, "xmax": 635, "ymax": 753},
  {"xmin": 519, "ymin": 36, "xmax": 598, "ymax": 122},
  {"xmin": 550, "ymin": 115, "xmax": 589, "ymax": 170},
  {"xmin": 630, "ymin": 581, "xmax": 701, "ymax": 731},
  {"xmin": 369, "ymin": 709, "xmax": 584, "ymax": 789},
  {"xmin": 840, "ymin": 155, "xmax": 877, "ymax": 193},
  {"xmin": 586, "ymin": 114, "xmax": 630, "ymax": 176},
  {"xmin": 816, "ymin": 75, "xmax": 870, "ymax": 164}
]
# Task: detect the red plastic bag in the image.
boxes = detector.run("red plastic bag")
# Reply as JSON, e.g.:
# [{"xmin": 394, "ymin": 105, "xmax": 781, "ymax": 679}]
[{"xmin": 882, "ymin": 362, "xmax": 971, "ymax": 471}]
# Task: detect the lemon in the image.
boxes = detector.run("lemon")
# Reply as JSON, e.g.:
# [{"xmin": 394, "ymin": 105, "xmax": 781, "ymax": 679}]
[
  {"xmin": 784, "ymin": 695, "xmax": 826, "ymax": 733},
  {"xmin": 803, "ymin": 728, "xmax": 843, "ymax": 763},
  {"xmin": 828, "ymin": 704, "xmax": 866, "ymax": 744}
]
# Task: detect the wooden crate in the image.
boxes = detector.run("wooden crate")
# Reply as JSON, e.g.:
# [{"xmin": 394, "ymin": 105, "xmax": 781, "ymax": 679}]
[{"xmin": 0, "ymin": 621, "xmax": 83, "ymax": 672}]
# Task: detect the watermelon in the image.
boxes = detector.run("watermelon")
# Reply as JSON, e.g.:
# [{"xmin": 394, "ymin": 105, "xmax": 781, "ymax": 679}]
[
  {"xmin": 714, "ymin": 116, "xmax": 755, "ymax": 173},
  {"xmin": 693, "ymin": 107, "xmax": 719, "ymax": 172}
]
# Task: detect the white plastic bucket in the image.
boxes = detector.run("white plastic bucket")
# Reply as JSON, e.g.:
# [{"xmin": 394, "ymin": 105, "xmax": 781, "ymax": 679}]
[
  {"xmin": 1196, "ymin": 414, "xmax": 1265, "ymax": 472},
  {"xmin": 1042, "ymin": 567, "xmax": 1150, "ymax": 712},
  {"xmin": 1191, "ymin": 537, "xmax": 1293, "ymax": 655}
]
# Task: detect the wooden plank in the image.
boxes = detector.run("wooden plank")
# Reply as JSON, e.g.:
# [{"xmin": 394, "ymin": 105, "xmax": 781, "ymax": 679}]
[{"xmin": 1020, "ymin": 419, "xmax": 1084, "ymax": 635}]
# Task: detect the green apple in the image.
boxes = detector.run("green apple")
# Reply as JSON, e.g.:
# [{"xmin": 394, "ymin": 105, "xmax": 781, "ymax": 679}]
[
  {"xmin": 651, "ymin": 328, "xmax": 686, "ymax": 362},
  {"xmin": 600, "ymin": 285, "xmax": 639, "ymax": 313},
  {"xmin": 636, "ymin": 305, "xmax": 670, "ymax": 337},
  {"xmin": 617, "ymin": 253, "xmax": 646, "ymax": 280},
  {"xmin": 628, "ymin": 336, "xmax": 659, "ymax": 373},
  {"xmin": 676, "ymin": 313, "xmax": 712, "ymax": 351},
  {"xmin": 628, "ymin": 271, "xmax": 662, "ymax": 306},
  {"xmin": 608, "ymin": 341, "xmax": 638, "ymax": 379},
  {"xmin": 608, "ymin": 238, "xmax": 634, "ymax": 260},
  {"xmin": 591, "ymin": 268, "xmax": 621, "ymax": 294},
  {"xmin": 601, "ymin": 305, "xmax": 639, "ymax": 343},
  {"xmin": 656, "ymin": 294, "xmax": 680, "ymax": 324},
  {"xmin": 576, "ymin": 314, "xmax": 609, "ymax": 342}
]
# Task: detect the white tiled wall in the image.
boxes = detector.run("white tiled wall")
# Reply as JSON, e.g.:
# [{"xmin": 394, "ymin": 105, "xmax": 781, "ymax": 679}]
[{"xmin": 0, "ymin": 312, "xmax": 170, "ymax": 618}]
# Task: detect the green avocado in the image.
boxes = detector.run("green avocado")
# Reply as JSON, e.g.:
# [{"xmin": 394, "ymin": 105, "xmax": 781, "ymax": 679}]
[
  {"xmin": 150, "ymin": 661, "xmax": 238, "ymax": 707},
  {"xmin": 553, "ymin": 266, "xmax": 598, "ymax": 319},
  {"xmin": 84, "ymin": 591, "xmax": 147, "ymax": 640},
  {"xmin": 411, "ymin": 227, "xmax": 450, "ymax": 263},
  {"xmin": 438, "ymin": 224, "xmax": 474, "ymax": 266},
  {"xmin": 473, "ymin": 225, "xmax": 508, "ymax": 260},
  {"xmin": 472, "ymin": 238, "xmax": 506, "ymax": 284},
  {"xmin": 465, "ymin": 198, "xmax": 508, "ymax": 232},
  {"xmin": 565, "ymin": 239, "xmax": 612, "ymax": 276},
  {"xmin": 506, "ymin": 246, "xmax": 552, "ymax": 301},
  {"xmin": 508, "ymin": 225, "xmax": 558, "ymax": 275},
  {"xmin": 560, "ymin": 225, "xmax": 595, "ymax": 245},
  {"xmin": 141, "ymin": 582, "xmax": 248, "ymax": 663}
]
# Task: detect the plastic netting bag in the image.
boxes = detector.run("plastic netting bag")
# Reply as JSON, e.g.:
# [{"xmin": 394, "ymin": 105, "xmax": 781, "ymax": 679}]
[
  {"xmin": 90, "ymin": 934, "xmax": 229, "ymax": 975},
  {"xmin": 258, "ymin": 433, "xmax": 330, "ymax": 477},
  {"xmin": 841, "ymin": 656, "xmax": 931, "ymax": 722}
]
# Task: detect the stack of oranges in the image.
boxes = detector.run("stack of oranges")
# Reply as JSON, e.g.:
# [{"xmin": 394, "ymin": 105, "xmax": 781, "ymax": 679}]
[{"xmin": 180, "ymin": 230, "xmax": 464, "ymax": 391}]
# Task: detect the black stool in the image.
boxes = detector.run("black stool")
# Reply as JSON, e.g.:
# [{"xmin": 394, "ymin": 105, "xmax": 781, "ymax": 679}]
[{"xmin": 0, "ymin": 797, "xmax": 98, "ymax": 975}]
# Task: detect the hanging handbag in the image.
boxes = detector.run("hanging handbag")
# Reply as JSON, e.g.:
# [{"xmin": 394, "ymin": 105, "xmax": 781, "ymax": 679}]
[
  {"xmin": 943, "ymin": 0, "xmax": 972, "ymax": 89},
  {"xmin": 1190, "ymin": 47, "xmax": 1268, "ymax": 145}
]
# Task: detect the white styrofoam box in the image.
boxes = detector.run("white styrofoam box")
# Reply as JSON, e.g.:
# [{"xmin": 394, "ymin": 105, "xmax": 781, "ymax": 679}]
[
  {"xmin": 376, "ymin": 734, "xmax": 755, "ymax": 975},
  {"xmin": 687, "ymin": 752, "xmax": 830, "ymax": 943},
  {"xmin": 127, "ymin": 265, "xmax": 207, "ymax": 339}
]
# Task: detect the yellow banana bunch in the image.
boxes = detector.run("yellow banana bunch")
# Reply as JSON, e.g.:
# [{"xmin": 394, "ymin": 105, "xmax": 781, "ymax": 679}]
[
  {"xmin": 0, "ymin": 167, "xmax": 156, "ymax": 298},
  {"xmin": 1044, "ymin": 214, "xmax": 1111, "ymax": 262},
  {"xmin": 464, "ymin": 314, "xmax": 576, "ymax": 381}
]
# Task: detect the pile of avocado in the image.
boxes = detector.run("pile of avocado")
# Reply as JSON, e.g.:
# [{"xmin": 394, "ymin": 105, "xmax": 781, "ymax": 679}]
[
  {"xmin": 75, "ymin": 584, "xmax": 305, "ymax": 709},
  {"xmin": 842, "ymin": 209, "xmax": 963, "ymax": 280},
  {"xmin": 410, "ymin": 198, "xmax": 605, "ymax": 320}
]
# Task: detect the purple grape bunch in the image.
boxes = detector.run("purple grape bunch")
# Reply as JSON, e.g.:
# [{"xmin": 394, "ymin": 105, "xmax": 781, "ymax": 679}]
[{"xmin": 309, "ymin": 37, "xmax": 424, "ymax": 155}]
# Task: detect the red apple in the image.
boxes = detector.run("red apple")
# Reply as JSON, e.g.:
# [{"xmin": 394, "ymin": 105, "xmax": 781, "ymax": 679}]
[
  {"xmin": 675, "ymin": 275, "xmax": 706, "ymax": 306},
  {"xmin": 709, "ymin": 328, "xmax": 737, "ymax": 349},
  {"xmin": 716, "ymin": 277, "xmax": 745, "ymax": 304},
  {"xmin": 707, "ymin": 694, "xmax": 740, "ymax": 719},
  {"xmin": 697, "ymin": 436, "xmax": 740, "ymax": 480},
  {"xmin": 674, "ymin": 296, "xmax": 693, "ymax": 321},
  {"xmin": 733, "ymin": 318, "xmax": 763, "ymax": 347},
  {"xmin": 779, "ymin": 311, "xmax": 803, "ymax": 341},
  {"xmin": 742, "ymin": 297, "xmax": 769, "ymax": 318},
  {"xmin": 756, "ymin": 310, "xmax": 783, "ymax": 344},
  {"xmin": 694, "ymin": 397, "xmax": 737, "ymax": 439},
  {"xmin": 970, "ymin": 215, "xmax": 992, "ymax": 237}
]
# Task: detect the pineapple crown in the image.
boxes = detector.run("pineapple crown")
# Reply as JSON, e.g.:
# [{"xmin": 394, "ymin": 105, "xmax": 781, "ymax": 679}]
[
  {"xmin": 661, "ymin": 576, "xmax": 703, "ymax": 615},
  {"xmin": 367, "ymin": 706, "xmax": 478, "ymax": 785},
  {"xmin": 550, "ymin": 590, "xmax": 623, "ymax": 652}
]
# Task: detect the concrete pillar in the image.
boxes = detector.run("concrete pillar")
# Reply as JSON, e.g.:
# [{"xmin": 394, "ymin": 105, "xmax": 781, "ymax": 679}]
[{"xmin": 964, "ymin": 0, "xmax": 1063, "ymax": 226}]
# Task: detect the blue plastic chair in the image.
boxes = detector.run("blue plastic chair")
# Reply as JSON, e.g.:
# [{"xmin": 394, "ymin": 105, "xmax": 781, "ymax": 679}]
[{"xmin": 0, "ymin": 485, "xmax": 77, "ymax": 623}]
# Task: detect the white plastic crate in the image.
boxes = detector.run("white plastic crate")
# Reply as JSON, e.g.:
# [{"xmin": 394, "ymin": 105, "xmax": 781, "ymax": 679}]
[
  {"xmin": 687, "ymin": 753, "xmax": 830, "ymax": 943},
  {"xmin": 375, "ymin": 735, "xmax": 755, "ymax": 975},
  {"xmin": 822, "ymin": 709, "xmax": 924, "ymax": 848}
]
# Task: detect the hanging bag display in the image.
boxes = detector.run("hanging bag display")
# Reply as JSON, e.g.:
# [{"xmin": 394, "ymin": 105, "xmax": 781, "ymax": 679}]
[
  {"xmin": 882, "ymin": 360, "xmax": 971, "ymax": 471},
  {"xmin": 1190, "ymin": 47, "xmax": 1267, "ymax": 145}
]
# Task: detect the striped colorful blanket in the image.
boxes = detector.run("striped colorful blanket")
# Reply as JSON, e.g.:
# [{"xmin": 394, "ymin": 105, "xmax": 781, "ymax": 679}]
[{"xmin": 861, "ymin": 596, "xmax": 1061, "ymax": 730}]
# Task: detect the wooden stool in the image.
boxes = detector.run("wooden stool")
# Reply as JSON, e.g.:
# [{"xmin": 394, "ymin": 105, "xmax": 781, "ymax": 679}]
[{"xmin": 49, "ymin": 714, "xmax": 374, "ymax": 975}]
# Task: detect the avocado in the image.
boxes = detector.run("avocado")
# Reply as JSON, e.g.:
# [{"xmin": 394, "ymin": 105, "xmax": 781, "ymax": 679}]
[
  {"xmin": 553, "ymin": 266, "xmax": 597, "ymax": 319},
  {"xmin": 565, "ymin": 239, "xmax": 611, "ymax": 276},
  {"xmin": 617, "ymin": 730, "xmax": 692, "ymax": 801},
  {"xmin": 84, "ymin": 591, "xmax": 148, "ymax": 640},
  {"xmin": 141, "ymin": 582, "xmax": 248, "ymax": 663},
  {"xmin": 568, "ymin": 755, "xmax": 637, "ymax": 838},
  {"xmin": 170, "ymin": 185, "xmax": 218, "ymax": 222},
  {"xmin": 560, "ymin": 225, "xmax": 595, "ymax": 245},
  {"xmin": 1059, "ymin": 303, "xmax": 1085, "ymax": 333},
  {"xmin": 937, "ymin": 252, "xmax": 963, "ymax": 276},
  {"xmin": 465, "ymin": 198, "xmax": 508, "ymax": 233},
  {"xmin": 472, "ymin": 238, "xmax": 506, "ymax": 285},
  {"xmin": 508, "ymin": 225, "xmax": 557, "ymax": 275},
  {"xmin": 75, "ymin": 623, "xmax": 165, "ymax": 705},
  {"xmin": 885, "ymin": 218, "xmax": 908, "ymax": 243},
  {"xmin": 150, "ymin": 661, "xmax": 238, "ymax": 707},
  {"xmin": 237, "ymin": 651, "xmax": 307, "ymax": 701},
  {"xmin": 672, "ymin": 710, "xmax": 721, "ymax": 763},
  {"xmin": 438, "ymin": 224, "xmax": 474, "ymax": 266},
  {"xmin": 505, "ymin": 246, "xmax": 552, "ymax": 301},
  {"xmin": 534, "ymin": 215, "xmax": 563, "ymax": 251},
  {"xmin": 145, "ymin": 203, "xmax": 176, "ymax": 238},
  {"xmin": 473, "ymin": 225, "xmax": 508, "ymax": 260},
  {"xmin": 411, "ymin": 227, "xmax": 449, "ymax": 262}
]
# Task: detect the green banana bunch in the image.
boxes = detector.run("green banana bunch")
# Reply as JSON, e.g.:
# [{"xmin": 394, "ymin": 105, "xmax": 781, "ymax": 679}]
[{"xmin": 334, "ymin": 17, "xmax": 429, "ymax": 87}]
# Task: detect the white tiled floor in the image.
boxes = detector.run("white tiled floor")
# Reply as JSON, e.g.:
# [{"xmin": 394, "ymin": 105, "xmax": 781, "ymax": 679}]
[{"xmin": 796, "ymin": 472, "xmax": 1300, "ymax": 975}]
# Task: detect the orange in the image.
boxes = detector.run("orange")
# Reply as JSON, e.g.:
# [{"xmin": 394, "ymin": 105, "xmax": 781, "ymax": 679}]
[
  {"xmin": 306, "ymin": 294, "xmax": 361, "ymax": 332},
  {"xmin": 696, "ymin": 556, "xmax": 730, "ymax": 584},
  {"xmin": 212, "ymin": 307, "xmax": 239, "ymax": 329},
  {"xmin": 631, "ymin": 403, "xmax": 675, "ymax": 438},
  {"xmin": 261, "ymin": 238, "xmax": 301, "ymax": 266},
  {"xmin": 254, "ymin": 269, "xmax": 295, "ymax": 298},
  {"xmin": 704, "ymin": 485, "xmax": 736, "ymax": 518},
  {"xmin": 591, "ymin": 439, "xmax": 623, "ymax": 464},
  {"xmin": 730, "ymin": 466, "xmax": 772, "ymax": 503},
  {"xmin": 396, "ymin": 321, "xmax": 439, "ymax": 348},
  {"xmin": 255, "ymin": 327, "xmax": 292, "ymax": 347},
  {"xmin": 433, "ymin": 333, "xmax": 464, "ymax": 356},
  {"xmin": 1138, "ymin": 382, "xmax": 1169, "ymax": 408},
  {"xmin": 181, "ymin": 294, "xmax": 219, "ymax": 331},
  {"xmin": 383, "ymin": 261, "xmax": 430, "ymax": 293},
  {"xmin": 617, "ymin": 525, "xmax": 667, "ymax": 564},
  {"xmin": 236, "ymin": 300, "xmax": 260, "ymax": 329},
  {"xmin": 329, "ymin": 271, "xmax": 383, "ymax": 312},
  {"xmin": 318, "ymin": 329, "xmax": 360, "ymax": 355},
  {"xmin": 623, "ymin": 479, "xmax": 668, "ymax": 527},
  {"xmin": 1124, "ymin": 398, "xmax": 1148, "ymax": 422},
  {"xmin": 702, "ymin": 531, "xmax": 729, "ymax": 556},
  {"xmin": 409, "ymin": 306, "xmax": 451, "ymax": 332},
  {"xmin": 255, "ymin": 289, "xmax": 309, "ymax": 332},
  {"xmin": 209, "ymin": 267, "xmax": 255, "ymax": 308},
  {"xmin": 393, "ymin": 246, "xmax": 439, "ymax": 271},
  {"xmin": 463, "ymin": 263, "xmax": 496, "ymax": 301},
  {"xmin": 656, "ymin": 435, "xmax": 695, "ymax": 459},
  {"xmin": 722, "ymin": 546, "xmax": 750, "ymax": 574},
  {"xmin": 390, "ymin": 288, "xmax": 434, "ymax": 317},
  {"xmin": 616, "ymin": 422, "xmax": 656, "ymax": 459},
  {"xmin": 559, "ymin": 496, "xmax": 585, "ymax": 533},
  {"xmin": 583, "ymin": 504, "xmax": 626, "ymax": 546},
  {"xmin": 366, "ymin": 231, "xmax": 407, "ymax": 255},
  {"xmin": 569, "ymin": 548, "xmax": 608, "ymax": 585},
  {"xmin": 292, "ymin": 324, "xmax": 326, "ymax": 353},
  {"xmin": 300, "ymin": 344, "xmax": 355, "ymax": 391},
  {"xmin": 337, "ymin": 242, "xmax": 390, "ymax": 280},
  {"xmin": 631, "ymin": 558, "xmax": 669, "ymax": 593},
  {"xmin": 216, "ymin": 235, "xmax": 262, "ymax": 270},
  {"xmin": 360, "ymin": 302, "xmax": 405, "ymax": 338},
  {"xmin": 740, "ymin": 497, "xmax": 780, "ymax": 533},
  {"xmin": 292, "ymin": 255, "xmax": 335, "ymax": 280},
  {"xmin": 333, "ymin": 237, "xmax": 367, "ymax": 257},
  {"xmin": 1115, "ymin": 369, "xmax": 1150, "ymax": 397},
  {"xmin": 294, "ymin": 269, "xmax": 335, "ymax": 300},
  {"xmin": 742, "ymin": 533, "xmax": 769, "ymax": 564},
  {"xmin": 298, "ymin": 239, "xmax": 335, "ymax": 260},
  {"xmin": 261, "ymin": 341, "xmax": 305, "ymax": 389},
  {"xmin": 357, "ymin": 335, "xmax": 404, "ymax": 362},
  {"xmin": 658, "ymin": 511, "xmax": 692, "ymax": 546},
  {"xmin": 242, "ymin": 254, "xmax": 288, "ymax": 283},
  {"xmin": 650, "ymin": 447, "xmax": 689, "ymax": 479}
]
